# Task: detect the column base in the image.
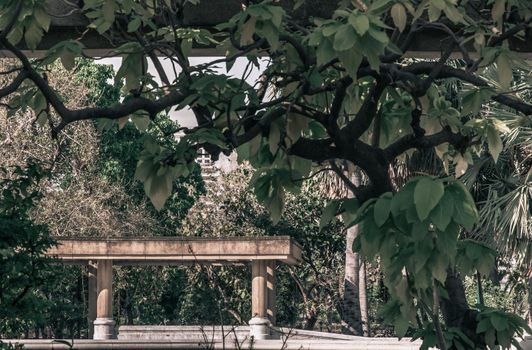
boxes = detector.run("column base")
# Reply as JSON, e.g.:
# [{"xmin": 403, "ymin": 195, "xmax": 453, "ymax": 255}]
[
  {"xmin": 249, "ymin": 317, "xmax": 271, "ymax": 340},
  {"xmin": 93, "ymin": 318, "xmax": 116, "ymax": 340}
]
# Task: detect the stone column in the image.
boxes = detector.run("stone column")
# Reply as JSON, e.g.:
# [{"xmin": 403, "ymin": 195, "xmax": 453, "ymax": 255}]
[
  {"xmin": 93, "ymin": 259, "xmax": 115, "ymax": 339},
  {"xmin": 266, "ymin": 262, "xmax": 276, "ymax": 325},
  {"xmin": 250, "ymin": 260, "xmax": 271, "ymax": 339},
  {"xmin": 87, "ymin": 261, "xmax": 97, "ymax": 339}
]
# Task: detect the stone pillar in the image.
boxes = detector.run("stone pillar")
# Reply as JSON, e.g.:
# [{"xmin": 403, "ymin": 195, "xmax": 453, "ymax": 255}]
[
  {"xmin": 87, "ymin": 261, "xmax": 97, "ymax": 339},
  {"xmin": 250, "ymin": 260, "xmax": 271, "ymax": 339},
  {"xmin": 93, "ymin": 259, "xmax": 115, "ymax": 340},
  {"xmin": 266, "ymin": 262, "xmax": 276, "ymax": 325}
]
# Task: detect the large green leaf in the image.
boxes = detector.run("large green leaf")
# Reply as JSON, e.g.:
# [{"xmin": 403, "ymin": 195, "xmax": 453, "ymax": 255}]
[
  {"xmin": 414, "ymin": 178, "xmax": 444, "ymax": 221},
  {"xmin": 430, "ymin": 191, "xmax": 453, "ymax": 231},
  {"xmin": 390, "ymin": 3, "xmax": 406, "ymax": 32},
  {"xmin": 333, "ymin": 24, "xmax": 357, "ymax": 51},
  {"xmin": 486, "ymin": 124, "xmax": 503, "ymax": 163},
  {"xmin": 373, "ymin": 192, "xmax": 392, "ymax": 226}
]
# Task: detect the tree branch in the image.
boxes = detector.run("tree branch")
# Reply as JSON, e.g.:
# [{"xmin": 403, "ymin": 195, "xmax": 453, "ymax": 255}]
[
  {"xmin": 0, "ymin": 37, "xmax": 190, "ymax": 133},
  {"xmin": 384, "ymin": 126, "xmax": 469, "ymax": 161},
  {"xmin": 0, "ymin": 70, "xmax": 29, "ymax": 98},
  {"xmin": 403, "ymin": 63, "xmax": 532, "ymax": 115},
  {"xmin": 340, "ymin": 79, "xmax": 386, "ymax": 141}
]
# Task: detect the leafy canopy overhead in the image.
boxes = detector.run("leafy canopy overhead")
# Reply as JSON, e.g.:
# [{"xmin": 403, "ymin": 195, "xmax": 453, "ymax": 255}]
[{"xmin": 0, "ymin": 0, "xmax": 531, "ymax": 347}]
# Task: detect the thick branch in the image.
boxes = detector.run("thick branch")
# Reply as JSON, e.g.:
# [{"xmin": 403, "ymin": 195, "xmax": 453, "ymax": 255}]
[
  {"xmin": 0, "ymin": 70, "xmax": 29, "ymax": 98},
  {"xmin": 0, "ymin": 37, "xmax": 189, "ymax": 132},
  {"xmin": 384, "ymin": 127, "xmax": 469, "ymax": 161},
  {"xmin": 341, "ymin": 79, "xmax": 386, "ymax": 140},
  {"xmin": 288, "ymin": 137, "xmax": 339, "ymax": 162}
]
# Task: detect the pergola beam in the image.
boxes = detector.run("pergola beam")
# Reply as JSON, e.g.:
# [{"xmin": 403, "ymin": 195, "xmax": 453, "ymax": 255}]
[{"xmin": 2, "ymin": 0, "xmax": 530, "ymax": 58}]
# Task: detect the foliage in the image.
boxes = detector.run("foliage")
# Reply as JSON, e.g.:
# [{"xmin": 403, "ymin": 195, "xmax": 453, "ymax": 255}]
[
  {"xmin": 0, "ymin": 0, "xmax": 531, "ymax": 346},
  {"xmin": 0, "ymin": 161, "xmax": 55, "ymax": 335}
]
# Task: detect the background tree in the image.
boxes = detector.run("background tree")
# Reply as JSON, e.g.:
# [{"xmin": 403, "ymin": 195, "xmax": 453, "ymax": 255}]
[{"xmin": 0, "ymin": 58, "xmax": 204, "ymax": 338}]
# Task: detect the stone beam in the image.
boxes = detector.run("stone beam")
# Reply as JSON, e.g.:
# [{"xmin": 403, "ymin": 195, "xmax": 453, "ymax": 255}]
[
  {"xmin": 1, "ymin": 0, "xmax": 530, "ymax": 58},
  {"xmin": 45, "ymin": 237, "xmax": 302, "ymax": 265}
]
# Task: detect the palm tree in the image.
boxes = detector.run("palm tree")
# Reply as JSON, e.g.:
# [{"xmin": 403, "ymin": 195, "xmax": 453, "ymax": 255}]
[
  {"xmin": 317, "ymin": 164, "xmax": 366, "ymax": 335},
  {"xmin": 463, "ymin": 93, "xmax": 532, "ymax": 320}
]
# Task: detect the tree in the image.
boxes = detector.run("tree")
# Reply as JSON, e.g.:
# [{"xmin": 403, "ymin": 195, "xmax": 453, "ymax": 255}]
[
  {"xmin": 1, "ymin": 0, "xmax": 531, "ymax": 348},
  {"xmin": 0, "ymin": 161, "xmax": 55, "ymax": 336}
]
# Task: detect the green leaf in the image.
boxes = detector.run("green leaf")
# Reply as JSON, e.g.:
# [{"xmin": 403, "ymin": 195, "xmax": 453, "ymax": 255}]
[
  {"xmin": 430, "ymin": 192, "xmax": 453, "ymax": 231},
  {"xmin": 490, "ymin": 314, "xmax": 509, "ymax": 331},
  {"xmin": 132, "ymin": 114, "xmax": 151, "ymax": 131},
  {"xmin": 127, "ymin": 17, "xmax": 142, "ymax": 32},
  {"xmin": 268, "ymin": 121, "xmax": 281, "ymax": 154},
  {"xmin": 496, "ymin": 53, "xmax": 513, "ymax": 90},
  {"xmin": 240, "ymin": 17, "xmax": 257, "ymax": 46},
  {"xmin": 33, "ymin": 6, "xmax": 51, "ymax": 32},
  {"xmin": 337, "ymin": 48, "xmax": 362, "ymax": 79},
  {"xmin": 453, "ymin": 200, "xmax": 478, "ymax": 231},
  {"xmin": 333, "ymin": 24, "xmax": 357, "ymax": 51},
  {"xmin": 24, "ymin": 22, "xmax": 43, "ymax": 50},
  {"xmin": 341, "ymin": 198, "xmax": 359, "ymax": 224},
  {"xmin": 432, "ymin": 252, "xmax": 449, "ymax": 283},
  {"xmin": 134, "ymin": 160, "xmax": 153, "ymax": 182},
  {"xmin": 395, "ymin": 316, "xmax": 410, "ymax": 339},
  {"xmin": 348, "ymin": 14, "xmax": 369, "ymax": 36},
  {"xmin": 251, "ymin": 169, "xmax": 292, "ymax": 224},
  {"xmin": 486, "ymin": 124, "xmax": 503, "ymax": 163},
  {"xmin": 390, "ymin": 3, "xmax": 407, "ymax": 32},
  {"xmin": 428, "ymin": 3, "xmax": 442, "ymax": 22},
  {"xmin": 368, "ymin": 0, "xmax": 393, "ymax": 14},
  {"xmin": 320, "ymin": 200, "xmax": 341, "ymax": 230},
  {"xmin": 316, "ymin": 37, "xmax": 335, "ymax": 66},
  {"xmin": 476, "ymin": 318, "xmax": 492, "ymax": 333},
  {"xmin": 148, "ymin": 172, "xmax": 173, "ymax": 211},
  {"xmin": 391, "ymin": 180, "xmax": 415, "ymax": 216},
  {"xmin": 6, "ymin": 26, "xmax": 23, "ymax": 45},
  {"xmin": 367, "ymin": 28, "xmax": 389, "ymax": 44},
  {"xmin": 485, "ymin": 329, "xmax": 496, "ymax": 347},
  {"xmin": 286, "ymin": 113, "xmax": 309, "ymax": 145},
  {"xmin": 432, "ymin": 0, "xmax": 446, "ymax": 10},
  {"xmin": 373, "ymin": 192, "xmax": 392, "ymax": 226},
  {"xmin": 414, "ymin": 178, "xmax": 444, "ymax": 221}
]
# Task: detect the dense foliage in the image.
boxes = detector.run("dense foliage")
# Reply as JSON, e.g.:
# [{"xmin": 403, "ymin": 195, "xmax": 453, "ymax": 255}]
[{"xmin": 0, "ymin": 162, "xmax": 55, "ymax": 336}]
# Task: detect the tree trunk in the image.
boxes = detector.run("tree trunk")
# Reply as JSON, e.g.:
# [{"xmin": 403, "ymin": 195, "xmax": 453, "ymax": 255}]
[
  {"xmin": 528, "ymin": 276, "xmax": 532, "ymax": 326},
  {"xmin": 304, "ymin": 305, "xmax": 318, "ymax": 330},
  {"xmin": 359, "ymin": 259, "xmax": 370, "ymax": 336},
  {"xmin": 341, "ymin": 170, "xmax": 363, "ymax": 335},
  {"xmin": 342, "ymin": 224, "xmax": 363, "ymax": 335},
  {"xmin": 441, "ymin": 269, "xmax": 483, "ymax": 346}
]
